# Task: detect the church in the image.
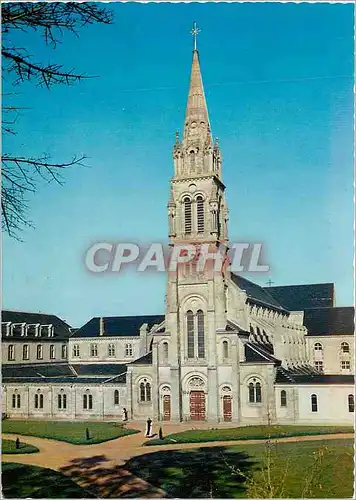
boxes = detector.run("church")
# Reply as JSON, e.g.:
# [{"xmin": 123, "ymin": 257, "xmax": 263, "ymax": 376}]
[{"xmin": 2, "ymin": 33, "xmax": 354, "ymax": 425}]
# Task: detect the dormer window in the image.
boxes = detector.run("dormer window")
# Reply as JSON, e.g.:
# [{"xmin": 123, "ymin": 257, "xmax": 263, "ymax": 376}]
[
  {"xmin": 27, "ymin": 324, "xmax": 39, "ymax": 337},
  {"xmin": 2, "ymin": 322, "xmax": 11, "ymax": 336}
]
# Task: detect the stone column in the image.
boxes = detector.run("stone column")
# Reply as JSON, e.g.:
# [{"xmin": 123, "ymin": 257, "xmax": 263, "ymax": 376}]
[
  {"xmin": 152, "ymin": 342, "xmax": 159, "ymax": 421},
  {"xmin": 170, "ymin": 367, "xmax": 181, "ymax": 422},
  {"xmin": 126, "ymin": 370, "xmax": 133, "ymax": 420},
  {"xmin": 231, "ymin": 337, "xmax": 240, "ymax": 423},
  {"xmin": 207, "ymin": 366, "xmax": 218, "ymax": 422}
]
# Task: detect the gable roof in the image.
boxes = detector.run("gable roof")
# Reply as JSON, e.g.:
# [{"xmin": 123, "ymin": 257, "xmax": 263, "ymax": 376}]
[
  {"xmin": 231, "ymin": 274, "xmax": 286, "ymax": 311},
  {"xmin": 1, "ymin": 310, "xmax": 72, "ymax": 339},
  {"xmin": 303, "ymin": 307, "xmax": 354, "ymax": 336},
  {"xmin": 264, "ymin": 283, "xmax": 334, "ymax": 311},
  {"xmin": 71, "ymin": 315, "xmax": 164, "ymax": 338}
]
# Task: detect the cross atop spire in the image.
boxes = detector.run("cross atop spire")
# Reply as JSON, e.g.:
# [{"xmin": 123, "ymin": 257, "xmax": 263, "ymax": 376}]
[{"xmin": 190, "ymin": 21, "xmax": 200, "ymax": 51}]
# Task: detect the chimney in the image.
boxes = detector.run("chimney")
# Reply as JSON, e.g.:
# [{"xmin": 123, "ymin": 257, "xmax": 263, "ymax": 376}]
[{"xmin": 99, "ymin": 317, "xmax": 104, "ymax": 336}]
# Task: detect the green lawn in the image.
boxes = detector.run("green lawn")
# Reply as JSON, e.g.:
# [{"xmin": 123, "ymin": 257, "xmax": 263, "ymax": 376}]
[
  {"xmin": 125, "ymin": 439, "xmax": 354, "ymax": 498},
  {"xmin": 2, "ymin": 462, "xmax": 94, "ymax": 498},
  {"xmin": 2, "ymin": 439, "xmax": 39, "ymax": 454},
  {"xmin": 146, "ymin": 424, "xmax": 354, "ymax": 445},
  {"xmin": 2, "ymin": 420, "xmax": 138, "ymax": 445}
]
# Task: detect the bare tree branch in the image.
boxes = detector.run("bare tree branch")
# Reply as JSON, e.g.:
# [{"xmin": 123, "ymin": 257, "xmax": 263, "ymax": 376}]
[{"xmin": 1, "ymin": 2, "xmax": 113, "ymax": 238}]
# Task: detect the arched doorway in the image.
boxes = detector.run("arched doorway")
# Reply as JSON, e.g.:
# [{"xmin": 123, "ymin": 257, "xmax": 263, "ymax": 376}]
[
  {"xmin": 161, "ymin": 386, "xmax": 171, "ymax": 421},
  {"xmin": 222, "ymin": 386, "xmax": 232, "ymax": 421},
  {"xmin": 188, "ymin": 377, "xmax": 206, "ymax": 421}
]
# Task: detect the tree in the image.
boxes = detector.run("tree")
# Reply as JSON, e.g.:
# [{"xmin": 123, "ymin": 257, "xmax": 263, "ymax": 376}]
[{"xmin": 2, "ymin": 3, "xmax": 113, "ymax": 238}]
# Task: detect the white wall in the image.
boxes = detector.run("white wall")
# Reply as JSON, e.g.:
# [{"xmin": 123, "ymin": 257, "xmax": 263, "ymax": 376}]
[
  {"xmin": 306, "ymin": 335, "xmax": 354, "ymax": 375},
  {"xmin": 68, "ymin": 337, "xmax": 141, "ymax": 363}
]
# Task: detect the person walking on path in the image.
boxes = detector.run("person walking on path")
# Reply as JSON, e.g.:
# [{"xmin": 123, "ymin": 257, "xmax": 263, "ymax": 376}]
[{"xmin": 145, "ymin": 417, "xmax": 152, "ymax": 437}]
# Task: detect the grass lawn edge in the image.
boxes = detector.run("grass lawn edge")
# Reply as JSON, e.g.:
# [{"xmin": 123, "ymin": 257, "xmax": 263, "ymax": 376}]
[{"xmin": 144, "ymin": 427, "xmax": 354, "ymax": 446}]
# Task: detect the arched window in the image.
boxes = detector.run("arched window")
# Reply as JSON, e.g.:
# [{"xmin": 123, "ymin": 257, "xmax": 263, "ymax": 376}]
[
  {"xmin": 311, "ymin": 394, "xmax": 318, "ymax": 412},
  {"xmin": 39, "ymin": 394, "xmax": 43, "ymax": 409},
  {"xmin": 348, "ymin": 394, "xmax": 354, "ymax": 413},
  {"xmin": 184, "ymin": 197, "xmax": 192, "ymax": 233},
  {"xmin": 162, "ymin": 342, "xmax": 169, "ymax": 363},
  {"xmin": 17, "ymin": 394, "xmax": 21, "ymax": 408},
  {"xmin": 248, "ymin": 379, "xmax": 262, "ymax": 403},
  {"xmin": 341, "ymin": 342, "xmax": 350, "ymax": 353},
  {"xmin": 58, "ymin": 392, "xmax": 67, "ymax": 410},
  {"xmin": 196, "ymin": 196, "xmax": 204, "ymax": 232},
  {"xmin": 187, "ymin": 310, "xmax": 194, "ymax": 358},
  {"xmin": 114, "ymin": 390, "xmax": 119, "ymax": 405},
  {"xmin": 248, "ymin": 382, "xmax": 254, "ymax": 403},
  {"xmin": 58, "ymin": 394, "xmax": 62, "ymax": 409},
  {"xmin": 12, "ymin": 394, "xmax": 16, "ymax": 408},
  {"xmin": 83, "ymin": 393, "xmax": 92, "ymax": 410},
  {"xmin": 255, "ymin": 382, "xmax": 261, "ymax": 403},
  {"xmin": 140, "ymin": 382, "xmax": 145, "ymax": 402},
  {"xmin": 280, "ymin": 390, "xmax": 287, "ymax": 407},
  {"xmin": 314, "ymin": 343, "xmax": 323, "ymax": 351},
  {"xmin": 222, "ymin": 340, "xmax": 229, "ymax": 359},
  {"xmin": 63, "ymin": 394, "xmax": 67, "ymax": 409},
  {"xmin": 139, "ymin": 381, "xmax": 151, "ymax": 402},
  {"xmin": 197, "ymin": 310, "xmax": 205, "ymax": 358},
  {"xmin": 34, "ymin": 394, "xmax": 38, "ymax": 409}
]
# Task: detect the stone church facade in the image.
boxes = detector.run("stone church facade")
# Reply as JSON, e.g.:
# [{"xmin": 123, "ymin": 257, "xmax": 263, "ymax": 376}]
[{"xmin": 2, "ymin": 44, "xmax": 354, "ymax": 426}]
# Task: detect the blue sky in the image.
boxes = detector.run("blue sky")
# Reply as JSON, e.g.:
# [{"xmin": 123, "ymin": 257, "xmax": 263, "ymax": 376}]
[{"xmin": 3, "ymin": 2, "xmax": 354, "ymax": 327}]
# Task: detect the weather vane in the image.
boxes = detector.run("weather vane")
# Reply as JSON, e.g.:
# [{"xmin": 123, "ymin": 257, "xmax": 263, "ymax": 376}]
[{"xmin": 190, "ymin": 21, "xmax": 200, "ymax": 51}]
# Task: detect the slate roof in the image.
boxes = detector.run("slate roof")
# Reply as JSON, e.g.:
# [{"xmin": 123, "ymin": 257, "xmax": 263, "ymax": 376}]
[
  {"xmin": 71, "ymin": 364, "xmax": 127, "ymax": 377},
  {"xmin": 231, "ymin": 274, "xmax": 286, "ymax": 311},
  {"xmin": 1, "ymin": 310, "xmax": 71, "ymax": 340},
  {"xmin": 264, "ymin": 283, "xmax": 334, "ymax": 311},
  {"xmin": 2, "ymin": 362, "xmax": 127, "ymax": 384},
  {"xmin": 303, "ymin": 307, "xmax": 354, "ymax": 336},
  {"xmin": 275, "ymin": 367, "xmax": 354, "ymax": 385},
  {"xmin": 130, "ymin": 352, "xmax": 153, "ymax": 365},
  {"xmin": 2, "ymin": 363, "xmax": 73, "ymax": 379},
  {"xmin": 72, "ymin": 315, "xmax": 165, "ymax": 338},
  {"xmin": 244, "ymin": 342, "xmax": 280, "ymax": 364},
  {"xmin": 2, "ymin": 377, "xmax": 121, "ymax": 385}
]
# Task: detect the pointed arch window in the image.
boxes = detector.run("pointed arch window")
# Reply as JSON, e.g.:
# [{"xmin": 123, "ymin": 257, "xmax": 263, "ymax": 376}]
[
  {"xmin": 196, "ymin": 196, "xmax": 204, "ymax": 232},
  {"xmin": 58, "ymin": 392, "xmax": 67, "ymax": 410},
  {"xmin": 184, "ymin": 197, "xmax": 192, "ymax": 234},
  {"xmin": 35, "ymin": 392, "xmax": 43, "ymax": 410}
]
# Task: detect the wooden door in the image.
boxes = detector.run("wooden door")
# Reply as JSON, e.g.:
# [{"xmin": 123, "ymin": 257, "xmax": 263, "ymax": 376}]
[
  {"xmin": 190, "ymin": 390, "xmax": 205, "ymax": 421},
  {"xmin": 163, "ymin": 395, "xmax": 171, "ymax": 421},
  {"xmin": 223, "ymin": 395, "xmax": 232, "ymax": 421}
]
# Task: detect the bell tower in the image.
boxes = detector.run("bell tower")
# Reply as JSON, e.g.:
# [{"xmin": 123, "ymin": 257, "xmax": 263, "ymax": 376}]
[
  {"xmin": 168, "ymin": 23, "xmax": 228, "ymax": 246},
  {"xmin": 163, "ymin": 23, "xmax": 230, "ymax": 423}
]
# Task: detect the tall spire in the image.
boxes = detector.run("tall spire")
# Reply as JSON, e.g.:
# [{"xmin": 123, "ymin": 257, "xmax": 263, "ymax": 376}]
[{"xmin": 183, "ymin": 23, "xmax": 212, "ymax": 149}]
